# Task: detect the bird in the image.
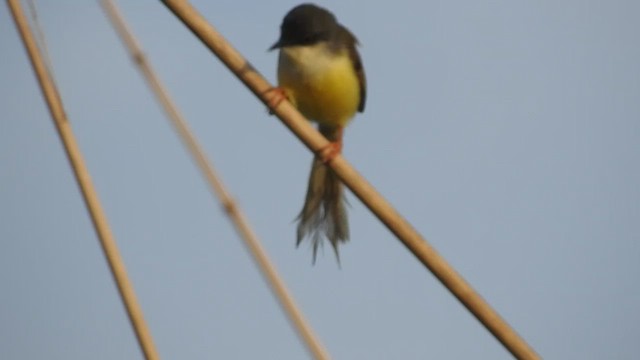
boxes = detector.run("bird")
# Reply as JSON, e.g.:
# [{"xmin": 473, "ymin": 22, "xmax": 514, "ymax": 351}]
[{"xmin": 269, "ymin": 3, "xmax": 366, "ymax": 263}]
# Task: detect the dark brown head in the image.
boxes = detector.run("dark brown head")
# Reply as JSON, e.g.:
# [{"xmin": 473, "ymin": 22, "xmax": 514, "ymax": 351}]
[{"xmin": 269, "ymin": 4, "xmax": 339, "ymax": 50}]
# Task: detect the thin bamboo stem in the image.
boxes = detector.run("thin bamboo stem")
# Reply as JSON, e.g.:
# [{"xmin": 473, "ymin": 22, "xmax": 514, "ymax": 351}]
[
  {"xmin": 159, "ymin": 1, "xmax": 540, "ymax": 359},
  {"xmin": 100, "ymin": 1, "xmax": 331, "ymax": 359},
  {"xmin": 7, "ymin": 1, "xmax": 160, "ymax": 359}
]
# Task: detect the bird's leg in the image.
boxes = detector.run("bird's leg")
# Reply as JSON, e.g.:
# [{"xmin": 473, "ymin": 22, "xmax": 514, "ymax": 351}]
[
  {"xmin": 318, "ymin": 126, "xmax": 344, "ymax": 164},
  {"xmin": 319, "ymin": 139, "xmax": 343, "ymax": 164},
  {"xmin": 264, "ymin": 87, "xmax": 288, "ymax": 114}
]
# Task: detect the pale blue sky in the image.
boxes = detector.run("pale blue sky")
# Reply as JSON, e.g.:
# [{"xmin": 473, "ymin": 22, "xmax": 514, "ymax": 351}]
[{"xmin": 1, "ymin": 1, "xmax": 639, "ymax": 359}]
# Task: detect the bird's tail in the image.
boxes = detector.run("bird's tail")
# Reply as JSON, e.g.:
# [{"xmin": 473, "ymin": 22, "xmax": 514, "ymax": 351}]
[{"xmin": 296, "ymin": 126, "xmax": 348, "ymax": 264}]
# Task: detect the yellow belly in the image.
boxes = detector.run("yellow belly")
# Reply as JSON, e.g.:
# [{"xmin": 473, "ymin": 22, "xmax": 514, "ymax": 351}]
[{"xmin": 278, "ymin": 44, "xmax": 360, "ymax": 128}]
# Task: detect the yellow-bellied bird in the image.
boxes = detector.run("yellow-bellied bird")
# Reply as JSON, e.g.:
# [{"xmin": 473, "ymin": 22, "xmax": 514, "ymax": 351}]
[{"xmin": 270, "ymin": 4, "xmax": 366, "ymax": 263}]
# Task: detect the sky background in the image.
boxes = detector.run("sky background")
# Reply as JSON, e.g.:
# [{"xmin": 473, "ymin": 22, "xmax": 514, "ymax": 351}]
[{"xmin": 1, "ymin": 1, "xmax": 639, "ymax": 359}]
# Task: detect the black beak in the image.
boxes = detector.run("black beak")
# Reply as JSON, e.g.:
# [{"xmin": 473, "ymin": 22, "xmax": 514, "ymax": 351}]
[{"xmin": 268, "ymin": 39, "xmax": 282, "ymax": 51}]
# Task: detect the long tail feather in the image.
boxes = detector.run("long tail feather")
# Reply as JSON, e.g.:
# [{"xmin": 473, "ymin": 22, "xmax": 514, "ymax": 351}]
[{"xmin": 296, "ymin": 126, "xmax": 348, "ymax": 264}]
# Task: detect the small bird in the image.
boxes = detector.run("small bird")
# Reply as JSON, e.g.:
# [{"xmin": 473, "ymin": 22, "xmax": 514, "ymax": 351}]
[{"xmin": 269, "ymin": 4, "xmax": 366, "ymax": 263}]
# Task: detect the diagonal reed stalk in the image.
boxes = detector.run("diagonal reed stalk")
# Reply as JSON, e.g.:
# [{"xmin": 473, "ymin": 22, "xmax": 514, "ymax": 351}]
[
  {"xmin": 159, "ymin": 1, "xmax": 540, "ymax": 359},
  {"xmin": 7, "ymin": 0, "xmax": 160, "ymax": 359},
  {"xmin": 100, "ymin": 1, "xmax": 331, "ymax": 359}
]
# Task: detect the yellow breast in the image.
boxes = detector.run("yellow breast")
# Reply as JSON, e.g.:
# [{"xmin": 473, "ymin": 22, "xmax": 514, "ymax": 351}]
[{"xmin": 277, "ymin": 43, "xmax": 360, "ymax": 128}]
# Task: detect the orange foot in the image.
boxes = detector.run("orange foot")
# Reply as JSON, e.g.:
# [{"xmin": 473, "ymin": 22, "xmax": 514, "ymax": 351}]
[
  {"xmin": 264, "ymin": 87, "xmax": 288, "ymax": 114},
  {"xmin": 319, "ymin": 140, "xmax": 343, "ymax": 164}
]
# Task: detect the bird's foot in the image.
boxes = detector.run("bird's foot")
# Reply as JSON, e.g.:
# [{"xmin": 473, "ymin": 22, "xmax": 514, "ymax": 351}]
[
  {"xmin": 264, "ymin": 87, "xmax": 287, "ymax": 115},
  {"xmin": 319, "ymin": 140, "xmax": 343, "ymax": 164}
]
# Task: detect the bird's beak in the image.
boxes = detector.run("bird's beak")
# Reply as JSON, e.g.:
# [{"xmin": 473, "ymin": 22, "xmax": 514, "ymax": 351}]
[{"xmin": 268, "ymin": 39, "xmax": 283, "ymax": 51}]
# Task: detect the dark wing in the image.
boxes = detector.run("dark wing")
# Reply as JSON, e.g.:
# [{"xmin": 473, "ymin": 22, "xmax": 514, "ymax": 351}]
[{"xmin": 337, "ymin": 26, "xmax": 367, "ymax": 112}]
